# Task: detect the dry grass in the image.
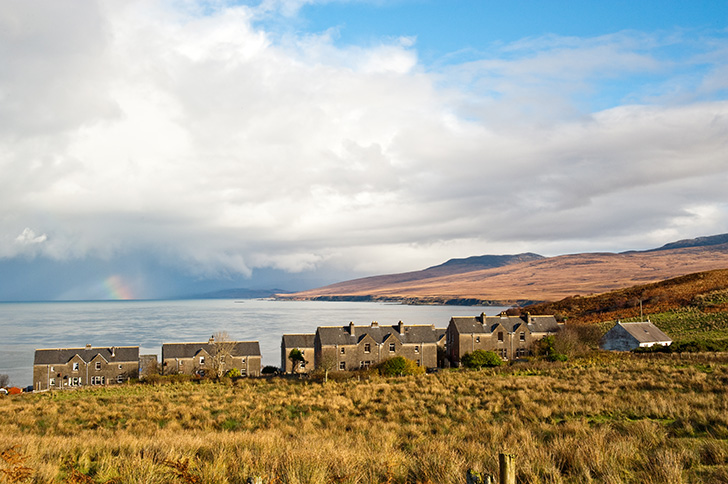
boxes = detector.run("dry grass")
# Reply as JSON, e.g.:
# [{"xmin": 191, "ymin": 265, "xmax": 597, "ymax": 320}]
[{"xmin": 2, "ymin": 353, "xmax": 728, "ymax": 483}]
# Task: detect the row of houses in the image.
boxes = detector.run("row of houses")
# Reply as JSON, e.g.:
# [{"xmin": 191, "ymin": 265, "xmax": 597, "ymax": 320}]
[
  {"xmin": 281, "ymin": 312, "xmax": 565, "ymax": 373},
  {"xmin": 33, "ymin": 314, "xmax": 672, "ymax": 390},
  {"xmin": 32, "ymin": 337, "xmax": 262, "ymax": 391}
]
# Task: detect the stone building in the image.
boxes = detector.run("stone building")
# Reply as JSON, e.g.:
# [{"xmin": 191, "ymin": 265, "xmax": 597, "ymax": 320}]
[
  {"xmin": 315, "ymin": 321, "xmax": 446, "ymax": 371},
  {"xmin": 33, "ymin": 345, "xmax": 139, "ymax": 391},
  {"xmin": 281, "ymin": 334, "xmax": 315, "ymax": 374},
  {"xmin": 161, "ymin": 337, "xmax": 261, "ymax": 377},
  {"xmin": 599, "ymin": 321, "xmax": 672, "ymax": 351},
  {"xmin": 446, "ymin": 312, "xmax": 561, "ymax": 365}
]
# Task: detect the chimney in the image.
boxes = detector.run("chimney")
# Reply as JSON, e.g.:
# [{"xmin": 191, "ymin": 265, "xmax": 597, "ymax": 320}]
[
  {"xmin": 371, "ymin": 321, "xmax": 379, "ymax": 328},
  {"xmin": 348, "ymin": 321, "xmax": 355, "ymax": 336},
  {"xmin": 85, "ymin": 344, "xmax": 92, "ymax": 350},
  {"xmin": 500, "ymin": 311, "xmax": 507, "ymax": 319},
  {"xmin": 209, "ymin": 335, "xmax": 215, "ymax": 344},
  {"xmin": 397, "ymin": 320, "xmax": 404, "ymax": 335},
  {"xmin": 111, "ymin": 346, "xmax": 116, "ymax": 358}
]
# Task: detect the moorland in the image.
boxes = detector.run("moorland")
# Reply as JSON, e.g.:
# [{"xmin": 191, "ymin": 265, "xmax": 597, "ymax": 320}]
[{"xmin": 2, "ymin": 352, "xmax": 728, "ymax": 484}]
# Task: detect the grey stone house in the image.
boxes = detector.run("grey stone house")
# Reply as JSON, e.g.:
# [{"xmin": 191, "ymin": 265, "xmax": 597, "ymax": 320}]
[
  {"xmin": 446, "ymin": 312, "xmax": 561, "ymax": 365},
  {"xmin": 599, "ymin": 321, "xmax": 672, "ymax": 351},
  {"xmin": 161, "ymin": 337, "xmax": 261, "ymax": 377},
  {"xmin": 33, "ymin": 345, "xmax": 139, "ymax": 391},
  {"xmin": 315, "ymin": 321, "xmax": 446, "ymax": 371},
  {"xmin": 281, "ymin": 334, "xmax": 316, "ymax": 374}
]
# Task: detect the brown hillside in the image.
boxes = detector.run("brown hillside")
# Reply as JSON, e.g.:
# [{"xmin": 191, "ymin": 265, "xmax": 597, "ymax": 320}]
[
  {"xmin": 281, "ymin": 244, "xmax": 728, "ymax": 305},
  {"xmin": 523, "ymin": 268, "xmax": 728, "ymax": 324}
]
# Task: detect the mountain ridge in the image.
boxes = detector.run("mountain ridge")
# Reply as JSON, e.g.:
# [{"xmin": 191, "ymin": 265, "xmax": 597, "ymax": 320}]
[{"xmin": 278, "ymin": 234, "xmax": 728, "ymax": 306}]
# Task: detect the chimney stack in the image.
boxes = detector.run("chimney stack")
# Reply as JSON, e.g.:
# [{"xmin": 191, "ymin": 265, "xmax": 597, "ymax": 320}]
[
  {"xmin": 371, "ymin": 321, "xmax": 379, "ymax": 328},
  {"xmin": 209, "ymin": 335, "xmax": 215, "ymax": 344},
  {"xmin": 348, "ymin": 321, "xmax": 355, "ymax": 336},
  {"xmin": 111, "ymin": 346, "xmax": 116, "ymax": 357},
  {"xmin": 397, "ymin": 320, "xmax": 405, "ymax": 335},
  {"xmin": 85, "ymin": 344, "xmax": 92, "ymax": 350}
]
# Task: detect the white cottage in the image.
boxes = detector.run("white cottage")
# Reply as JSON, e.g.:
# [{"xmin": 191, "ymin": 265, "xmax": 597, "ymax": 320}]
[{"xmin": 599, "ymin": 321, "xmax": 672, "ymax": 351}]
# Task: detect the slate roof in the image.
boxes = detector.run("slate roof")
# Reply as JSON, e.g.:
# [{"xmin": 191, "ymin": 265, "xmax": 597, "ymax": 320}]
[
  {"xmin": 282, "ymin": 334, "xmax": 316, "ymax": 348},
  {"xmin": 317, "ymin": 323, "xmax": 445, "ymax": 346},
  {"xmin": 162, "ymin": 341, "xmax": 260, "ymax": 359},
  {"xmin": 34, "ymin": 346, "xmax": 139, "ymax": 365},
  {"xmin": 616, "ymin": 322, "xmax": 672, "ymax": 344},
  {"xmin": 449, "ymin": 314, "xmax": 560, "ymax": 335}
]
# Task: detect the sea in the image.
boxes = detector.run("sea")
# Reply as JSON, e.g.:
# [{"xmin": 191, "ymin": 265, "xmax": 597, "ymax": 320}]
[{"xmin": 0, "ymin": 299, "xmax": 509, "ymax": 387}]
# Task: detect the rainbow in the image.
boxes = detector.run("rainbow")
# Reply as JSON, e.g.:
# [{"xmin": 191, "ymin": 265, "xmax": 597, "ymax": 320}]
[{"xmin": 103, "ymin": 275, "xmax": 135, "ymax": 300}]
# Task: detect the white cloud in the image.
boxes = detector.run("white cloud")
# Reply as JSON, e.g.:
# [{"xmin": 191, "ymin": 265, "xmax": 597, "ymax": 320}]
[{"xmin": 0, "ymin": 0, "xmax": 726, "ymax": 289}]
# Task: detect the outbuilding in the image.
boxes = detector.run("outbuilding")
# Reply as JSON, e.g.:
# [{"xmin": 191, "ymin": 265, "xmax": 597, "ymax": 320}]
[{"xmin": 599, "ymin": 321, "xmax": 672, "ymax": 351}]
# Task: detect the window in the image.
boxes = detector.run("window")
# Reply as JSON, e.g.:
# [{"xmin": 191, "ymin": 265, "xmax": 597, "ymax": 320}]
[
  {"xmin": 95, "ymin": 362, "xmax": 101, "ymax": 371},
  {"xmin": 118, "ymin": 364, "xmax": 122, "ymax": 369},
  {"xmin": 414, "ymin": 346, "xmax": 420, "ymax": 353},
  {"xmin": 498, "ymin": 349, "xmax": 508, "ymax": 359},
  {"xmin": 516, "ymin": 348, "xmax": 527, "ymax": 358},
  {"xmin": 416, "ymin": 359, "xmax": 421, "ymax": 366},
  {"xmin": 340, "ymin": 347, "xmax": 345, "ymax": 355},
  {"xmin": 241, "ymin": 357, "xmax": 246, "ymax": 363},
  {"xmin": 49, "ymin": 378, "xmax": 55, "ymax": 386},
  {"xmin": 520, "ymin": 332, "xmax": 526, "ymax": 342},
  {"xmin": 475, "ymin": 336, "xmax": 480, "ymax": 343},
  {"xmin": 360, "ymin": 361, "xmax": 371, "ymax": 369},
  {"xmin": 364, "ymin": 343, "xmax": 371, "ymax": 353},
  {"xmin": 117, "ymin": 375, "xmax": 124, "ymax": 383},
  {"xmin": 72, "ymin": 362, "xmax": 79, "ymax": 371},
  {"xmin": 91, "ymin": 376, "xmax": 105, "ymax": 385},
  {"xmin": 389, "ymin": 343, "xmax": 395, "ymax": 352},
  {"xmin": 498, "ymin": 332, "xmax": 504, "ymax": 342},
  {"xmin": 199, "ymin": 356, "xmax": 205, "ymax": 365},
  {"xmin": 50, "ymin": 366, "xmax": 54, "ymax": 372},
  {"xmin": 339, "ymin": 362, "xmax": 346, "ymax": 370}
]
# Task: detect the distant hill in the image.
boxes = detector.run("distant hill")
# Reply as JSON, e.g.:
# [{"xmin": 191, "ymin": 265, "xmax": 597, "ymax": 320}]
[
  {"xmin": 279, "ymin": 234, "xmax": 728, "ymax": 305},
  {"xmin": 185, "ymin": 288, "xmax": 290, "ymax": 299},
  {"xmin": 523, "ymin": 267, "xmax": 728, "ymax": 324}
]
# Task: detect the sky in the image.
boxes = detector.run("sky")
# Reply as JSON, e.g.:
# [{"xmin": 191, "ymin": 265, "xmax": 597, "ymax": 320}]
[{"xmin": 1, "ymin": 0, "xmax": 727, "ymax": 301}]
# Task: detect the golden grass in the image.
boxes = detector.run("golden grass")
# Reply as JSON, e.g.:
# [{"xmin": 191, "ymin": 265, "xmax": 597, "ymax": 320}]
[{"xmin": 2, "ymin": 352, "xmax": 728, "ymax": 483}]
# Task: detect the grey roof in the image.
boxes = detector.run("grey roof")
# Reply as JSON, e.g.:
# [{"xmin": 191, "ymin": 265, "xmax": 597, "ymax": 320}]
[
  {"xmin": 449, "ymin": 314, "xmax": 559, "ymax": 335},
  {"xmin": 281, "ymin": 334, "xmax": 316, "ymax": 348},
  {"xmin": 34, "ymin": 346, "xmax": 139, "ymax": 365},
  {"xmin": 316, "ymin": 323, "xmax": 446, "ymax": 346},
  {"xmin": 162, "ymin": 341, "xmax": 260, "ymax": 359},
  {"xmin": 616, "ymin": 322, "xmax": 672, "ymax": 344}
]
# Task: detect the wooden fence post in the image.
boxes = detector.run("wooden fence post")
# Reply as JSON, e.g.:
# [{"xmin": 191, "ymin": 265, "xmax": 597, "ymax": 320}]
[{"xmin": 499, "ymin": 453, "xmax": 515, "ymax": 484}]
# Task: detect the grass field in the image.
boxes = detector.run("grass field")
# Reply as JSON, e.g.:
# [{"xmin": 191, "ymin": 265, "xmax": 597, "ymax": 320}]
[{"xmin": 2, "ymin": 352, "xmax": 728, "ymax": 484}]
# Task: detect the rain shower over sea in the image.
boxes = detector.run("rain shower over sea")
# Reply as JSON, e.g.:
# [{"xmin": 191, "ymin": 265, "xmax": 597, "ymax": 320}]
[{"xmin": 0, "ymin": 299, "xmax": 508, "ymax": 387}]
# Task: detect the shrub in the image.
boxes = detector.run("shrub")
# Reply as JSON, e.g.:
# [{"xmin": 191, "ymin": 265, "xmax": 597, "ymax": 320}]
[
  {"xmin": 461, "ymin": 350, "xmax": 502, "ymax": 368},
  {"xmin": 224, "ymin": 368, "xmax": 241, "ymax": 378},
  {"xmin": 534, "ymin": 336, "xmax": 568, "ymax": 362},
  {"xmin": 262, "ymin": 365, "xmax": 279, "ymax": 375},
  {"xmin": 377, "ymin": 357, "xmax": 425, "ymax": 376}
]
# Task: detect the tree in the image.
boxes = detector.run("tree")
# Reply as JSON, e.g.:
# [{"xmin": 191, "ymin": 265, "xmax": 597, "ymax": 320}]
[
  {"xmin": 461, "ymin": 350, "xmax": 503, "ymax": 369},
  {"xmin": 210, "ymin": 331, "xmax": 237, "ymax": 379},
  {"xmin": 288, "ymin": 348, "xmax": 306, "ymax": 374},
  {"xmin": 0, "ymin": 374, "xmax": 9, "ymax": 387},
  {"xmin": 534, "ymin": 336, "xmax": 568, "ymax": 362},
  {"xmin": 377, "ymin": 356, "xmax": 425, "ymax": 376}
]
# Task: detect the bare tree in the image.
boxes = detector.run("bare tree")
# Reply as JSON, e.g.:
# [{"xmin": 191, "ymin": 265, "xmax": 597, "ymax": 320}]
[
  {"xmin": 0, "ymin": 374, "xmax": 9, "ymax": 387},
  {"xmin": 210, "ymin": 331, "xmax": 237, "ymax": 378}
]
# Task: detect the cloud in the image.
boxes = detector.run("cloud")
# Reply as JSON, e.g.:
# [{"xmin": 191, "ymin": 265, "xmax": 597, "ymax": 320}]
[
  {"xmin": 0, "ymin": 0, "xmax": 726, "ymax": 297},
  {"xmin": 15, "ymin": 228, "xmax": 47, "ymax": 246}
]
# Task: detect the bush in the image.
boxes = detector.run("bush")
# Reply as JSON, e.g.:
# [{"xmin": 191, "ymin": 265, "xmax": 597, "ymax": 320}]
[
  {"xmin": 534, "ymin": 336, "xmax": 568, "ymax": 362},
  {"xmin": 262, "ymin": 365, "xmax": 279, "ymax": 375},
  {"xmin": 377, "ymin": 357, "xmax": 425, "ymax": 376},
  {"xmin": 224, "ymin": 368, "xmax": 241, "ymax": 378},
  {"xmin": 461, "ymin": 350, "xmax": 503, "ymax": 368}
]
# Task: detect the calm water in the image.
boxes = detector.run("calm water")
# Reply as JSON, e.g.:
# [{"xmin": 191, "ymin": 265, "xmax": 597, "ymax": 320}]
[{"xmin": 0, "ymin": 299, "xmax": 508, "ymax": 387}]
